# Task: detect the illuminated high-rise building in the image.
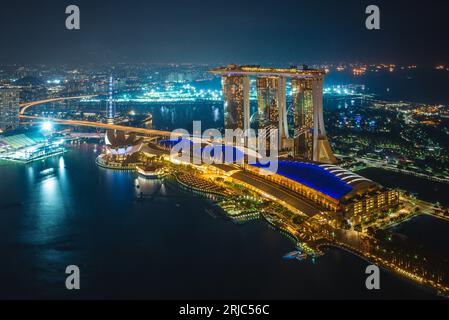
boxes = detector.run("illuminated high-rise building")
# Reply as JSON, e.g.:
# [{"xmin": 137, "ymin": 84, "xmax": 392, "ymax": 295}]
[
  {"xmin": 256, "ymin": 77, "xmax": 279, "ymax": 128},
  {"xmin": 211, "ymin": 65, "xmax": 337, "ymax": 164},
  {"xmin": 0, "ymin": 88, "xmax": 20, "ymax": 132},
  {"xmin": 222, "ymin": 75, "xmax": 250, "ymax": 131},
  {"xmin": 256, "ymin": 77, "xmax": 288, "ymax": 147},
  {"xmin": 292, "ymin": 78, "xmax": 314, "ymax": 159},
  {"xmin": 291, "ymin": 77, "xmax": 336, "ymax": 163}
]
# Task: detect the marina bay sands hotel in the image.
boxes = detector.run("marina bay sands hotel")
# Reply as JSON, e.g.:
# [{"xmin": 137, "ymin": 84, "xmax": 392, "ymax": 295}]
[{"xmin": 210, "ymin": 65, "xmax": 337, "ymax": 164}]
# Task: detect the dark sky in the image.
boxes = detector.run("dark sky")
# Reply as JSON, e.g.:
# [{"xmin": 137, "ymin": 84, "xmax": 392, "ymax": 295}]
[{"xmin": 0, "ymin": 0, "xmax": 448, "ymax": 65}]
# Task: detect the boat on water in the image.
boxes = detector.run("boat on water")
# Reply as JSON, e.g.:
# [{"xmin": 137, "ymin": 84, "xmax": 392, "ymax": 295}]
[{"xmin": 283, "ymin": 251, "xmax": 308, "ymax": 261}]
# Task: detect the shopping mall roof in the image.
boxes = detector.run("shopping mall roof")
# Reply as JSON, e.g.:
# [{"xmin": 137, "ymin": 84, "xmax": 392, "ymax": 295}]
[{"xmin": 251, "ymin": 161, "xmax": 377, "ymax": 200}]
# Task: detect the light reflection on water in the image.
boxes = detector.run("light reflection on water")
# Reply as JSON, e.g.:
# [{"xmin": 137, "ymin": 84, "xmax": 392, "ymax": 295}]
[
  {"xmin": 32, "ymin": 158, "xmax": 72, "ymax": 243},
  {"xmin": 134, "ymin": 176, "xmax": 163, "ymax": 197},
  {"xmin": 0, "ymin": 143, "xmax": 441, "ymax": 299}
]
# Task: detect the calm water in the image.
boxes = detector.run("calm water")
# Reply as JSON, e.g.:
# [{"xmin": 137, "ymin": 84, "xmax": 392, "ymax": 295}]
[
  {"xmin": 326, "ymin": 69, "xmax": 449, "ymax": 105},
  {"xmin": 391, "ymin": 215, "xmax": 449, "ymax": 259},
  {"xmin": 0, "ymin": 144, "xmax": 440, "ymax": 299},
  {"xmin": 3, "ymin": 72, "xmax": 448, "ymax": 299},
  {"xmin": 358, "ymin": 167, "xmax": 449, "ymax": 259}
]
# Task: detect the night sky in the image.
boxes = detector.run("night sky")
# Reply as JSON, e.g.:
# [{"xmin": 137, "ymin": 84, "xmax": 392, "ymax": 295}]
[{"xmin": 1, "ymin": 0, "xmax": 448, "ymax": 65}]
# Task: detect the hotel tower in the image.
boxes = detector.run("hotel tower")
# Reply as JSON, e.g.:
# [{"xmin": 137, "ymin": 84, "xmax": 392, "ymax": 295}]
[{"xmin": 211, "ymin": 65, "xmax": 337, "ymax": 164}]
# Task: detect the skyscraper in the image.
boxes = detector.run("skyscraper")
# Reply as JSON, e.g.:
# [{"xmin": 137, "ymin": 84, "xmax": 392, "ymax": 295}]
[
  {"xmin": 291, "ymin": 77, "xmax": 336, "ymax": 163},
  {"xmin": 256, "ymin": 77, "xmax": 288, "ymax": 147},
  {"xmin": 0, "ymin": 88, "xmax": 20, "ymax": 132},
  {"xmin": 211, "ymin": 65, "xmax": 337, "ymax": 164},
  {"xmin": 292, "ymin": 78, "xmax": 314, "ymax": 159},
  {"xmin": 222, "ymin": 75, "xmax": 250, "ymax": 131},
  {"xmin": 256, "ymin": 77, "xmax": 279, "ymax": 129}
]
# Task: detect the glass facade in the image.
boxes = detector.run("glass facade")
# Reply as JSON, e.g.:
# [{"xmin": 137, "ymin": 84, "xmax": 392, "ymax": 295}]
[
  {"xmin": 291, "ymin": 78, "xmax": 314, "ymax": 159},
  {"xmin": 256, "ymin": 77, "xmax": 280, "ymax": 130},
  {"xmin": 0, "ymin": 88, "xmax": 20, "ymax": 132},
  {"xmin": 213, "ymin": 65, "xmax": 336, "ymax": 163},
  {"xmin": 222, "ymin": 75, "xmax": 249, "ymax": 131}
]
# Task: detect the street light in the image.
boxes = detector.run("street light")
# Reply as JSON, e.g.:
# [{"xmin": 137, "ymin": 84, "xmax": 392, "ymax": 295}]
[{"xmin": 41, "ymin": 121, "xmax": 53, "ymax": 132}]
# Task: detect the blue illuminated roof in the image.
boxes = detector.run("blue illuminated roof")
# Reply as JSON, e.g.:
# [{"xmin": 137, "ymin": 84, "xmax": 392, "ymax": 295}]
[
  {"xmin": 159, "ymin": 140, "xmax": 245, "ymax": 162},
  {"xmin": 201, "ymin": 145, "xmax": 245, "ymax": 162},
  {"xmin": 251, "ymin": 161, "xmax": 353, "ymax": 200},
  {"xmin": 159, "ymin": 138, "xmax": 193, "ymax": 148}
]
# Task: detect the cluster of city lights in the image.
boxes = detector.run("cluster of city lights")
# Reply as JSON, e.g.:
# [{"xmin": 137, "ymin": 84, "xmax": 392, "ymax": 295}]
[
  {"xmin": 124, "ymin": 84, "xmax": 223, "ymax": 102},
  {"xmin": 323, "ymin": 86, "xmax": 357, "ymax": 95},
  {"xmin": 46, "ymin": 79, "xmax": 63, "ymax": 85}
]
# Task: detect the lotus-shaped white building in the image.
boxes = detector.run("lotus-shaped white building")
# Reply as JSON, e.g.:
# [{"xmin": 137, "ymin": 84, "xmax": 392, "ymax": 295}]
[{"xmin": 104, "ymin": 130, "xmax": 143, "ymax": 156}]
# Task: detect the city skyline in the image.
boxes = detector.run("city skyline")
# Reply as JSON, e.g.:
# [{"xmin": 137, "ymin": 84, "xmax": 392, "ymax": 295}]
[
  {"xmin": 1, "ymin": 0, "xmax": 449, "ymax": 304},
  {"xmin": 1, "ymin": 62, "xmax": 447, "ymax": 298}
]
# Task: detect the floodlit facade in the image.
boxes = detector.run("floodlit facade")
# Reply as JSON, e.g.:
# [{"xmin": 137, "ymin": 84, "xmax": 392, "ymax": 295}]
[
  {"xmin": 291, "ymin": 78, "xmax": 314, "ymax": 159},
  {"xmin": 256, "ymin": 77, "xmax": 279, "ymax": 129},
  {"xmin": 246, "ymin": 161, "xmax": 400, "ymax": 226},
  {"xmin": 291, "ymin": 77, "xmax": 336, "ymax": 163},
  {"xmin": 211, "ymin": 65, "xmax": 337, "ymax": 163},
  {"xmin": 256, "ymin": 77, "xmax": 288, "ymax": 146},
  {"xmin": 222, "ymin": 75, "xmax": 250, "ymax": 131},
  {"xmin": 342, "ymin": 188, "xmax": 400, "ymax": 226}
]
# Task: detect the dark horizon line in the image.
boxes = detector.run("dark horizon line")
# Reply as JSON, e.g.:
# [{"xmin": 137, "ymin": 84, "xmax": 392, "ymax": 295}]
[{"xmin": 0, "ymin": 61, "xmax": 446, "ymax": 68}]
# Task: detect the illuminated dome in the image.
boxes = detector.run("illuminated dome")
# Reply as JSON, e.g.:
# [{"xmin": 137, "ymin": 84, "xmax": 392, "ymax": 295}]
[{"xmin": 105, "ymin": 130, "xmax": 143, "ymax": 156}]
